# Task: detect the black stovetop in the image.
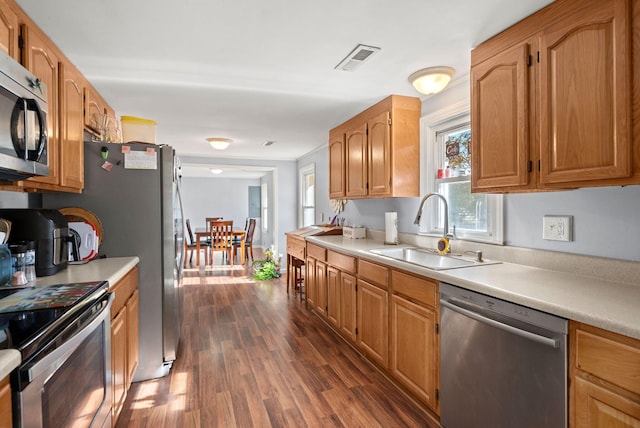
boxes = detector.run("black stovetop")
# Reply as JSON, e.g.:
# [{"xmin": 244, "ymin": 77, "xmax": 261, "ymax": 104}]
[{"xmin": 0, "ymin": 281, "xmax": 108, "ymax": 359}]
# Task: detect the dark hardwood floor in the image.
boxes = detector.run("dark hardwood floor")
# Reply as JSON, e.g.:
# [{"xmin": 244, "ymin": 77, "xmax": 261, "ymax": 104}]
[{"xmin": 116, "ymin": 252, "xmax": 439, "ymax": 427}]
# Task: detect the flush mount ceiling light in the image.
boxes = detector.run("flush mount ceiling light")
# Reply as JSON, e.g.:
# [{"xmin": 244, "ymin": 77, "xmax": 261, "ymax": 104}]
[
  {"xmin": 210, "ymin": 169, "xmax": 222, "ymax": 174},
  {"xmin": 207, "ymin": 137, "xmax": 232, "ymax": 150},
  {"xmin": 408, "ymin": 66, "xmax": 455, "ymax": 95}
]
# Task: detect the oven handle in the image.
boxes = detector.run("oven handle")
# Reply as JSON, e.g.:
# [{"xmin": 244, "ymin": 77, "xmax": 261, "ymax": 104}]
[
  {"xmin": 27, "ymin": 293, "xmax": 114, "ymax": 382},
  {"xmin": 440, "ymin": 298, "xmax": 560, "ymax": 348}
]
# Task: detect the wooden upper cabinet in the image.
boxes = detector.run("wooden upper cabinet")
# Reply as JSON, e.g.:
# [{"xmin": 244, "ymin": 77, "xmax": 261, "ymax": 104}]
[
  {"xmin": 471, "ymin": 42, "xmax": 531, "ymax": 191},
  {"xmin": 538, "ymin": 0, "xmax": 631, "ymax": 185},
  {"xmin": 345, "ymin": 123, "xmax": 368, "ymax": 197},
  {"xmin": 368, "ymin": 111, "xmax": 392, "ymax": 196},
  {"xmin": 329, "ymin": 95, "xmax": 420, "ymax": 199},
  {"xmin": 21, "ymin": 22, "xmax": 60, "ymax": 188},
  {"xmin": 329, "ymin": 132, "xmax": 345, "ymax": 198},
  {"xmin": 0, "ymin": 0, "xmax": 19, "ymax": 60},
  {"xmin": 59, "ymin": 61, "xmax": 85, "ymax": 191},
  {"xmin": 84, "ymin": 83, "xmax": 109, "ymax": 137},
  {"xmin": 471, "ymin": 0, "xmax": 637, "ymax": 193}
]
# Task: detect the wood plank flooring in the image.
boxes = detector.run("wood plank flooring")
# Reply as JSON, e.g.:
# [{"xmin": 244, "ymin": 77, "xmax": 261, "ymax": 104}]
[{"xmin": 116, "ymin": 254, "xmax": 439, "ymax": 427}]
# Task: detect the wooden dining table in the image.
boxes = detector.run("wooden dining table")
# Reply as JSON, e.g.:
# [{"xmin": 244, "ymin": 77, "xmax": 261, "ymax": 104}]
[{"xmin": 194, "ymin": 227, "xmax": 246, "ymax": 266}]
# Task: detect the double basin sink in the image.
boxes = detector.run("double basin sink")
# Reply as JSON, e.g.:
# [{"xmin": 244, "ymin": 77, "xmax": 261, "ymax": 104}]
[{"xmin": 368, "ymin": 247, "xmax": 500, "ymax": 271}]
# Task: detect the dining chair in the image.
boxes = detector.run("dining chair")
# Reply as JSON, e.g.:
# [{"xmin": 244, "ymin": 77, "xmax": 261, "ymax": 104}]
[
  {"xmin": 209, "ymin": 220, "xmax": 233, "ymax": 265},
  {"xmin": 184, "ymin": 219, "xmax": 210, "ymax": 267},
  {"xmin": 205, "ymin": 217, "xmax": 223, "ymax": 231},
  {"xmin": 233, "ymin": 218, "xmax": 256, "ymax": 263}
]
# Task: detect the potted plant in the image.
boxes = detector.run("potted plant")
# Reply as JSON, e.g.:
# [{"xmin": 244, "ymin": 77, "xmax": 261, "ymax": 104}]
[{"xmin": 252, "ymin": 246, "xmax": 282, "ymax": 280}]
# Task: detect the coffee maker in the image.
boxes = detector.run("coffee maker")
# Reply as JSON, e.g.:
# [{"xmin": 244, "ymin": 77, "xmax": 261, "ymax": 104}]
[{"xmin": 0, "ymin": 209, "xmax": 69, "ymax": 276}]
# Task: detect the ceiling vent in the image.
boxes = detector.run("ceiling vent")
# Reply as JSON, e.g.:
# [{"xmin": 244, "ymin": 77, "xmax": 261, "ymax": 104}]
[{"xmin": 334, "ymin": 44, "xmax": 381, "ymax": 72}]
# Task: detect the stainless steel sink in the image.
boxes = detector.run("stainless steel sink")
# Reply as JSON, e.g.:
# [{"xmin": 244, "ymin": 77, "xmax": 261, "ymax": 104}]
[{"xmin": 369, "ymin": 247, "xmax": 500, "ymax": 270}]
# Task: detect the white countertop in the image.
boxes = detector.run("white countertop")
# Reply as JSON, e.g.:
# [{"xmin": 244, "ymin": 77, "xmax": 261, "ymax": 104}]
[
  {"xmin": 307, "ymin": 236, "xmax": 640, "ymax": 340},
  {"xmin": 0, "ymin": 257, "xmax": 139, "ymax": 381}
]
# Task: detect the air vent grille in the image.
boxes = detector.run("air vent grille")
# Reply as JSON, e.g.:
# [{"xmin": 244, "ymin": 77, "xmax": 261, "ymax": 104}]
[{"xmin": 335, "ymin": 44, "xmax": 381, "ymax": 72}]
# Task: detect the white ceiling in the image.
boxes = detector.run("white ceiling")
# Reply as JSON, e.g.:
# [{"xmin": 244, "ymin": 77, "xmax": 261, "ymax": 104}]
[{"xmin": 15, "ymin": 0, "xmax": 554, "ymax": 177}]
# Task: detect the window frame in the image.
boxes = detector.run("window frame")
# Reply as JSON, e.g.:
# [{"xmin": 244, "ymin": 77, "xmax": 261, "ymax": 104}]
[
  {"xmin": 299, "ymin": 163, "xmax": 315, "ymax": 227},
  {"xmin": 420, "ymin": 101, "xmax": 504, "ymax": 244},
  {"xmin": 261, "ymin": 181, "xmax": 269, "ymax": 233}
]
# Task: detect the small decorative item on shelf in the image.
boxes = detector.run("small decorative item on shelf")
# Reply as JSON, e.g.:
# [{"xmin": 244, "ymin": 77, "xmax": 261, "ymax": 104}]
[{"xmin": 252, "ymin": 245, "xmax": 282, "ymax": 280}]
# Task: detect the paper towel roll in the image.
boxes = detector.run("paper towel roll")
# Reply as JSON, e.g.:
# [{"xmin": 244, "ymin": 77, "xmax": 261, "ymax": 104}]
[{"xmin": 385, "ymin": 212, "xmax": 399, "ymax": 244}]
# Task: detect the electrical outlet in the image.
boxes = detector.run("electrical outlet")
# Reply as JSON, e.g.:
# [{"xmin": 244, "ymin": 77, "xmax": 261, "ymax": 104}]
[{"xmin": 543, "ymin": 215, "xmax": 572, "ymax": 241}]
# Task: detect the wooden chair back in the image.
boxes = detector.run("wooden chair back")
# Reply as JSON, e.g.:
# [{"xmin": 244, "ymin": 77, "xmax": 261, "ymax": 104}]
[
  {"xmin": 209, "ymin": 220, "xmax": 233, "ymax": 251},
  {"xmin": 245, "ymin": 218, "xmax": 256, "ymax": 244},
  {"xmin": 206, "ymin": 217, "xmax": 223, "ymax": 231}
]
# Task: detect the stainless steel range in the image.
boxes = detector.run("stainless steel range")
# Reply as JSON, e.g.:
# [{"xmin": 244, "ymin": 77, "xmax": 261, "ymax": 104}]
[{"xmin": 0, "ymin": 281, "xmax": 113, "ymax": 428}]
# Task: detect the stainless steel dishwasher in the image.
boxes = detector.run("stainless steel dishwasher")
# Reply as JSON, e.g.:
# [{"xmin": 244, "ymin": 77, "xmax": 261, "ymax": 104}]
[{"xmin": 439, "ymin": 282, "xmax": 568, "ymax": 428}]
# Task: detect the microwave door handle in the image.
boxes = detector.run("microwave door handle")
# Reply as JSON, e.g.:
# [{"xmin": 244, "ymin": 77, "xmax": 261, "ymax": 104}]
[
  {"xmin": 9, "ymin": 98, "xmax": 28, "ymax": 159},
  {"xmin": 25, "ymin": 98, "xmax": 47, "ymax": 161}
]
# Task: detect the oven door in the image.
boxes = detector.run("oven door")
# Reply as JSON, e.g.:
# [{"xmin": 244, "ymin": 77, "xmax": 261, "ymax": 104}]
[{"xmin": 16, "ymin": 293, "xmax": 113, "ymax": 428}]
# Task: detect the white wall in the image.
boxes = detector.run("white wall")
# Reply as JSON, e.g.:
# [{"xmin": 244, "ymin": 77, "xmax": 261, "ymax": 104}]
[
  {"xmin": 180, "ymin": 176, "xmax": 263, "ymax": 245},
  {"xmin": 298, "ymin": 78, "xmax": 640, "ymax": 262},
  {"xmin": 178, "ymin": 156, "xmax": 298, "ymax": 258}
]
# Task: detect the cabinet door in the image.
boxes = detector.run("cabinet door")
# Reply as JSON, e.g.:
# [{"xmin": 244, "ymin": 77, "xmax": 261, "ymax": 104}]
[
  {"xmin": 339, "ymin": 271, "xmax": 356, "ymax": 343},
  {"xmin": 111, "ymin": 309, "xmax": 127, "ymax": 423},
  {"xmin": 305, "ymin": 257, "xmax": 316, "ymax": 309},
  {"xmin": 0, "ymin": 0, "xmax": 19, "ymax": 60},
  {"xmin": 84, "ymin": 84, "xmax": 106, "ymax": 137},
  {"xmin": 315, "ymin": 261, "xmax": 327, "ymax": 316},
  {"xmin": 471, "ymin": 42, "xmax": 531, "ymax": 191},
  {"xmin": 574, "ymin": 376, "xmax": 640, "ymax": 427},
  {"xmin": 539, "ymin": 0, "xmax": 631, "ymax": 185},
  {"xmin": 345, "ymin": 123, "xmax": 368, "ymax": 197},
  {"xmin": 58, "ymin": 61, "xmax": 84, "ymax": 191},
  {"xmin": 391, "ymin": 295, "xmax": 438, "ymax": 411},
  {"xmin": 126, "ymin": 289, "xmax": 139, "ymax": 390},
  {"xmin": 326, "ymin": 266, "xmax": 340, "ymax": 328},
  {"xmin": 329, "ymin": 133, "xmax": 345, "ymax": 198},
  {"xmin": 21, "ymin": 24, "xmax": 60, "ymax": 187},
  {"xmin": 0, "ymin": 376, "xmax": 11, "ymax": 428},
  {"xmin": 368, "ymin": 111, "xmax": 392, "ymax": 196},
  {"xmin": 357, "ymin": 279, "xmax": 388, "ymax": 368}
]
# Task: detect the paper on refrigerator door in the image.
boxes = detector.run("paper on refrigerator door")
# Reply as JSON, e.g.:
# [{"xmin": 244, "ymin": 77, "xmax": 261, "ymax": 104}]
[{"xmin": 385, "ymin": 212, "xmax": 398, "ymax": 244}]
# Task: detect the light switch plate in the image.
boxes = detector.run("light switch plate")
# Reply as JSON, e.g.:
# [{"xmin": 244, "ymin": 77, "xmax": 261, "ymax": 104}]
[{"xmin": 543, "ymin": 215, "xmax": 572, "ymax": 241}]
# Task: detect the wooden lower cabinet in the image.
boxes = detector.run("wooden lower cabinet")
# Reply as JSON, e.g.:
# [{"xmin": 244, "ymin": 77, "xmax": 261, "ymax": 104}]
[
  {"xmin": 110, "ymin": 267, "xmax": 139, "ymax": 426},
  {"xmin": 338, "ymin": 272, "xmax": 357, "ymax": 342},
  {"xmin": 356, "ymin": 279, "xmax": 388, "ymax": 368},
  {"xmin": 571, "ymin": 321, "xmax": 640, "ymax": 427},
  {"xmin": 111, "ymin": 309, "xmax": 127, "ymax": 423},
  {"xmin": 305, "ymin": 257, "xmax": 316, "ymax": 309},
  {"xmin": 314, "ymin": 261, "xmax": 327, "ymax": 316},
  {"xmin": 326, "ymin": 267, "xmax": 340, "ymax": 328},
  {"xmin": 0, "ymin": 376, "xmax": 11, "ymax": 428},
  {"xmin": 390, "ymin": 295, "xmax": 439, "ymax": 412},
  {"xmin": 126, "ymin": 289, "xmax": 140, "ymax": 391}
]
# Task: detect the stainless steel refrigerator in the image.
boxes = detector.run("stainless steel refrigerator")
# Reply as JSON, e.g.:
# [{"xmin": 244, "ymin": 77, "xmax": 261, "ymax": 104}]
[{"xmin": 43, "ymin": 141, "xmax": 184, "ymax": 382}]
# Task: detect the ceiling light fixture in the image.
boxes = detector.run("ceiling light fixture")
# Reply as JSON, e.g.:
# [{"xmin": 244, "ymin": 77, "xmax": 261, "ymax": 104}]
[
  {"xmin": 207, "ymin": 137, "xmax": 232, "ymax": 150},
  {"xmin": 408, "ymin": 66, "xmax": 455, "ymax": 95},
  {"xmin": 264, "ymin": 140, "xmax": 276, "ymax": 146},
  {"xmin": 210, "ymin": 169, "xmax": 222, "ymax": 174}
]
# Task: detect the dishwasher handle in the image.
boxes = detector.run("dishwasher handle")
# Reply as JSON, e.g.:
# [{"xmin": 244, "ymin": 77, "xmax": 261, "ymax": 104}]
[{"xmin": 440, "ymin": 299, "xmax": 560, "ymax": 348}]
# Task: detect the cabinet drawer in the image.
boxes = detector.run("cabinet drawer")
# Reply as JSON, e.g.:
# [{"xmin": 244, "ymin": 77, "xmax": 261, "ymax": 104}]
[
  {"xmin": 307, "ymin": 243, "xmax": 326, "ymax": 261},
  {"xmin": 110, "ymin": 267, "xmax": 138, "ymax": 318},
  {"xmin": 391, "ymin": 270, "xmax": 437, "ymax": 308},
  {"xmin": 328, "ymin": 250, "xmax": 356, "ymax": 274},
  {"xmin": 358, "ymin": 259, "xmax": 388, "ymax": 289},
  {"xmin": 287, "ymin": 237, "xmax": 306, "ymax": 259},
  {"xmin": 574, "ymin": 323, "xmax": 640, "ymax": 396}
]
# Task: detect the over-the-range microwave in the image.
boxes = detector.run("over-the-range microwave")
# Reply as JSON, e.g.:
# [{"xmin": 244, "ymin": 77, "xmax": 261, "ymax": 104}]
[{"xmin": 0, "ymin": 49, "xmax": 48, "ymax": 181}]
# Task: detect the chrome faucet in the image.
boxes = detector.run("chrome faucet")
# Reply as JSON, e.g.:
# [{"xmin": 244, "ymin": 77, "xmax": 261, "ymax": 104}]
[{"xmin": 414, "ymin": 193, "xmax": 449, "ymax": 238}]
